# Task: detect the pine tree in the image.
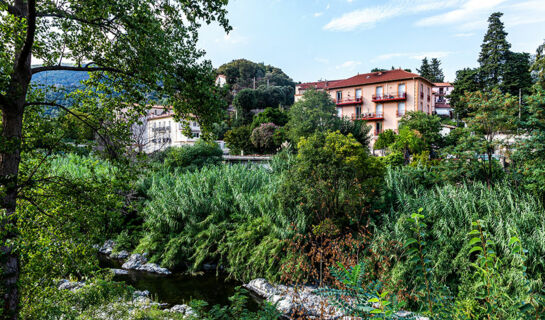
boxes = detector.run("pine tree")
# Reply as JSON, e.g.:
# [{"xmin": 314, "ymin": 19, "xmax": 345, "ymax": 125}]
[
  {"xmin": 417, "ymin": 57, "xmax": 433, "ymax": 81},
  {"xmin": 430, "ymin": 58, "xmax": 445, "ymax": 83},
  {"xmin": 478, "ymin": 12, "xmax": 511, "ymax": 89},
  {"xmin": 531, "ymin": 40, "xmax": 545, "ymax": 89},
  {"xmin": 502, "ymin": 51, "xmax": 533, "ymax": 96}
]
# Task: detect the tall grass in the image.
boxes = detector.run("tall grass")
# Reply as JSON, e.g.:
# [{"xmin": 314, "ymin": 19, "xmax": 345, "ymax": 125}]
[
  {"xmin": 376, "ymin": 167, "xmax": 545, "ymax": 303},
  {"xmin": 137, "ymin": 164, "xmax": 307, "ymax": 281}
]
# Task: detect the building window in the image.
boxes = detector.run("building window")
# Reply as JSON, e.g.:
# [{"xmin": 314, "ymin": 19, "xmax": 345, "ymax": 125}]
[
  {"xmin": 375, "ymin": 122, "xmax": 383, "ymax": 136},
  {"xmin": 355, "ymin": 106, "xmax": 362, "ymax": 117},
  {"xmin": 337, "ymin": 108, "xmax": 342, "ymax": 117},
  {"xmin": 376, "ymin": 104, "xmax": 383, "ymax": 116},
  {"xmin": 398, "ymin": 83, "xmax": 406, "ymax": 96},
  {"xmin": 336, "ymin": 91, "xmax": 342, "ymax": 102},
  {"xmin": 397, "ymin": 102, "xmax": 405, "ymax": 116},
  {"xmin": 376, "ymin": 86, "xmax": 383, "ymax": 98},
  {"xmin": 419, "ymin": 102, "xmax": 423, "ymax": 111},
  {"xmin": 355, "ymin": 89, "xmax": 362, "ymax": 99}
]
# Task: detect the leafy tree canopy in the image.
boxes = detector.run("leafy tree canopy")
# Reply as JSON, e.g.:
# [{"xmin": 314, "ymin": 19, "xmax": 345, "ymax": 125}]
[
  {"xmin": 287, "ymin": 90, "xmax": 337, "ymax": 143},
  {"xmin": 217, "ymin": 59, "xmax": 295, "ymax": 90}
]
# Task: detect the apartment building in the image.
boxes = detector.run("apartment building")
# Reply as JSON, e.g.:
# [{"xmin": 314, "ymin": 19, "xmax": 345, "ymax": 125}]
[
  {"xmin": 432, "ymin": 82, "xmax": 454, "ymax": 117},
  {"xmin": 327, "ymin": 69, "xmax": 435, "ymax": 137}
]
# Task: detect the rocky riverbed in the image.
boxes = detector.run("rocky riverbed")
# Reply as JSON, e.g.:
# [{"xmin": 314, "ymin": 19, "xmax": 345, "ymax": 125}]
[
  {"xmin": 244, "ymin": 278, "xmax": 428, "ymax": 320},
  {"xmin": 98, "ymin": 240, "xmax": 171, "ymax": 275}
]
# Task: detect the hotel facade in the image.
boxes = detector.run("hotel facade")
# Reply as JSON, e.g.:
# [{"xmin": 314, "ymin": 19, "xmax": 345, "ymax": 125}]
[{"xmin": 296, "ymin": 69, "xmax": 436, "ymax": 145}]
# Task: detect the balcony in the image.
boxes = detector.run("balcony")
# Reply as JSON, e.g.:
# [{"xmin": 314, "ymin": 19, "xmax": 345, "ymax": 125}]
[
  {"xmin": 152, "ymin": 126, "xmax": 171, "ymax": 132},
  {"xmin": 352, "ymin": 113, "xmax": 384, "ymax": 121},
  {"xmin": 336, "ymin": 97, "xmax": 363, "ymax": 106},
  {"xmin": 372, "ymin": 92, "xmax": 407, "ymax": 103}
]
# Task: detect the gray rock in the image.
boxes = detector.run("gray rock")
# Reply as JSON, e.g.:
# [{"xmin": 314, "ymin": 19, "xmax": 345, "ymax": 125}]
[
  {"xmin": 99, "ymin": 240, "xmax": 116, "ymax": 255},
  {"xmin": 122, "ymin": 254, "xmax": 171, "ymax": 275},
  {"xmin": 245, "ymin": 279, "xmax": 427, "ymax": 320},
  {"xmin": 133, "ymin": 290, "xmax": 150, "ymax": 298},
  {"xmin": 58, "ymin": 279, "xmax": 85, "ymax": 292},
  {"xmin": 111, "ymin": 268, "xmax": 129, "ymax": 275},
  {"xmin": 110, "ymin": 250, "xmax": 130, "ymax": 259},
  {"xmin": 167, "ymin": 304, "xmax": 196, "ymax": 318}
]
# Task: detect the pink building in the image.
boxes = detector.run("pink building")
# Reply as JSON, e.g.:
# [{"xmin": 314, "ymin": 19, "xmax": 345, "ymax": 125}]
[{"xmin": 326, "ymin": 70, "xmax": 435, "ymax": 138}]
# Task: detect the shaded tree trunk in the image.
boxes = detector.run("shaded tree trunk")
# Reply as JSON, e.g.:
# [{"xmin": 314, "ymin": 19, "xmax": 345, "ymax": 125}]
[{"xmin": 1, "ymin": 1, "xmax": 34, "ymax": 318}]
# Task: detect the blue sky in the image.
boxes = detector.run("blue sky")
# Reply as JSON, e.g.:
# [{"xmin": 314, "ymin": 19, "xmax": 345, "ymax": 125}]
[{"xmin": 197, "ymin": 0, "xmax": 545, "ymax": 83}]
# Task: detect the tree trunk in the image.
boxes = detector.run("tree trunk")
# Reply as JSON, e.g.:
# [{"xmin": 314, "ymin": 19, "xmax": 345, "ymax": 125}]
[
  {"xmin": 1, "ymin": 104, "xmax": 24, "ymax": 320},
  {"xmin": 1, "ymin": 0, "xmax": 35, "ymax": 316}
]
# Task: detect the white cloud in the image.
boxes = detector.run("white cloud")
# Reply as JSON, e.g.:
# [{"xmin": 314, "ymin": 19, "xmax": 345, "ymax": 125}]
[
  {"xmin": 314, "ymin": 12, "xmax": 324, "ymax": 17},
  {"xmin": 416, "ymin": 0, "xmax": 507, "ymax": 27},
  {"xmin": 336, "ymin": 60, "xmax": 362, "ymax": 69},
  {"xmin": 373, "ymin": 51, "xmax": 452, "ymax": 62},
  {"xmin": 324, "ymin": 0, "xmax": 461, "ymax": 31}
]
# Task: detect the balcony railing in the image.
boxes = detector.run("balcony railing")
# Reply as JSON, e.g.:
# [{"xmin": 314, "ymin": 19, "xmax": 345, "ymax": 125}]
[
  {"xmin": 152, "ymin": 126, "xmax": 171, "ymax": 132},
  {"xmin": 336, "ymin": 97, "xmax": 363, "ymax": 106},
  {"xmin": 352, "ymin": 113, "xmax": 384, "ymax": 121},
  {"xmin": 396, "ymin": 110, "xmax": 405, "ymax": 117},
  {"xmin": 372, "ymin": 92, "xmax": 407, "ymax": 103}
]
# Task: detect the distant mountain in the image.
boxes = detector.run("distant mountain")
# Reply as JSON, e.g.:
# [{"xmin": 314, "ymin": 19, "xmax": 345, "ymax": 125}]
[{"xmin": 31, "ymin": 69, "xmax": 89, "ymax": 89}]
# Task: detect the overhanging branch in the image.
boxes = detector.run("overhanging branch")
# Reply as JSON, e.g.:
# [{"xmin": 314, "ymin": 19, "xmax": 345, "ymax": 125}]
[
  {"xmin": 23, "ymin": 101, "xmax": 114, "ymax": 155},
  {"xmin": 31, "ymin": 65, "xmax": 123, "ymax": 75}
]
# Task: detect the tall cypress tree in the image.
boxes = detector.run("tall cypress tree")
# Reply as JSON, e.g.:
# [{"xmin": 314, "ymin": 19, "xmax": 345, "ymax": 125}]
[
  {"xmin": 502, "ymin": 51, "xmax": 533, "ymax": 96},
  {"xmin": 430, "ymin": 58, "xmax": 445, "ymax": 83},
  {"xmin": 417, "ymin": 57, "xmax": 433, "ymax": 81},
  {"xmin": 478, "ymin": 12, "xmax": 511, "ymax": 89}
]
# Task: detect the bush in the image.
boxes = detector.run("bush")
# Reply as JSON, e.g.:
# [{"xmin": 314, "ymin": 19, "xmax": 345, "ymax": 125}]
[
  {"xmin": 162, "ymin": 140, "xmax": 223, "ymax": 171},
  {"xmin": 224, "ymin": 125, "xmax": 254, "ymax": 155},
  {"xmin": 250, "ymin": 123, "xmax": 280, "ymax": 154}
]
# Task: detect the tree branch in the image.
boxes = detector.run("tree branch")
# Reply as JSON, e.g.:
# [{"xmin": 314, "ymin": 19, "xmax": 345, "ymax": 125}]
[
  {"xmin": 23, "ymin": 101, "xmax": 115, "ymax": 156},
  {"xmin": 16, "ymin": 0, "xmax": 36, "ymax": 71},
  {"xmin": 31, "ymin": 65, "xmax": 122, "ymax": 75}
]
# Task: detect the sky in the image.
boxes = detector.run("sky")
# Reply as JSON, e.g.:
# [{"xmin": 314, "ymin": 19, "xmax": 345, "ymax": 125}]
[{"xmin": 197, "ymin": 0, "xmax": 545, "ymax": 83}]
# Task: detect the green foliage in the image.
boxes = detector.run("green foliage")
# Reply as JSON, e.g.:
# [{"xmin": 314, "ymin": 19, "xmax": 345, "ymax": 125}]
[
  {"xmin": 399, "ymin": 111, "xmax": 443, "ymax": 152},
  {"xmin": 531, "ymin": 40, "xmax": 545, "ymax": 89},
  {"xmin": 251, "ymin": 123, "xmax": 280, "ymax": 154},
  {"xmin": 251, "ymin": 107, "xmax": 288, "ymax": 129},
  {"xmin": 376, "ymin": 174, "xmax": 545, "ymax": 316},
  {"xmin": 502, "ymin": 51, "xmax": 533, "ymax": 96},
  {"xmin": 374, "ymin": 129, "xmax": 397, "ymax": 151},
  {"xmin": 136, "ymin": 165, "xmax": 305, "ymax": 281},
  {"xmin": 278, "ymin": 131, "xmax": 383, "ymax": 226},
  {"xmin": 317, "ymin": 263, "xmax": 406, "ymax": 318},
  {"xmin": 478, "ymin": 12, "xmax": 511, "ymax": 89},
  {"xmin": 162, "ymin": 141, "xmax": 223, "ymax": 171},
  {"xmin": 217, "ymin": 59, "xmax": 295, "ymax": 90},
  {"xmin": 417, "ymin": 57, "xmax": 444, "ymax": 83},
  {"xmin": 450, "ymin": 68, "xmax": 483, "ymax": 119},
  {"xmin": 224, "ymin": 125, "xmax": 254, "ymax": 155},
  {"xmin": 337, "ymin": 118, "xmax": 372, "ymax": 147},
  {"xmin": 287, "ymin": 90, "xmax": 338, "ymax": 143}
]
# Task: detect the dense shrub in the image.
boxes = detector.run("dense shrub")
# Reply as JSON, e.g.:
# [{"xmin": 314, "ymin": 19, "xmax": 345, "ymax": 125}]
[
  {"xmin": 162, "ymin": 141, "xmax": 223, "ymax": 171},
  {"xmin": 136, "ymin": 164, "xmax": 306, "ymax": 281},
  {"xmin": 374, "ymin": 169, "xmax": 545, "ymax": 308},
  {"xmin": 250, "ymin": 123, "xmax": 279, "ymax": 154},
  {"xmin": 224, "ymin": 125, "xmax": 254, "ymax": 155}
]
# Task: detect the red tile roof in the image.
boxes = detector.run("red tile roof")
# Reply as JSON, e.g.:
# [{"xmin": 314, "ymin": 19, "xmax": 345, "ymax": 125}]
[
  {"xmin": 434, "ymin": 82, "xmax": 453, "ymax": 87},
  {"xmin": 297, "ymin": 80, "xmax": 342, "ymax": 90},
  {"xmin": 328, "ymin": 69, "xmax": 433, "ymax": 89}
]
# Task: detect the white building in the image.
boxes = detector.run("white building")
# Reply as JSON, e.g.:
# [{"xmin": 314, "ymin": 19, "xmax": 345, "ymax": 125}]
[
  {"xmin": 144, "ymin": 109, "xmax": 228, "ymax": 154},
  {"xmin": 432, "ymin": 83, "xmax": 454, "ymax": 117}
]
